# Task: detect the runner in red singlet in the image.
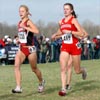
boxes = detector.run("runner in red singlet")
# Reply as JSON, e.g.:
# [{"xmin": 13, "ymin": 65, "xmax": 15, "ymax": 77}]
[
  {"xmin": 12, "ymin": 5, "xmax": 45, "ymax": 93},
  {"xmin": 51, "ymin": 3, "xmax": 88, "ymax": 96}
]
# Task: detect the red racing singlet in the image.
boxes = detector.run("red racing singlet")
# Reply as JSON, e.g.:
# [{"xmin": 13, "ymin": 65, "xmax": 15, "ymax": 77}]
[
  {"xmin": 18, "ymin": 19, "xmax": 34, "ymax": 46},
  {"xmin": 17, "ymin": 20, "xmax": 36, "ymax": 56},
  {"xmin": 60, "ymin": 16, "xmax": 82, "ymax": 55},
  {"xmin": 18, "ymin": 20, "xmax": 28, "ymax": 44},
  {"xmin": 60, "ymin": 16, "xmax": 79, "ymax": 44}
]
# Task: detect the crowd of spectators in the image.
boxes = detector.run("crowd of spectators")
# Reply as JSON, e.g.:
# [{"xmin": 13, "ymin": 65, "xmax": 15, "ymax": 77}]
[{"xmin": 0, "ymin": 34, "xmax": 100, "ymax": 65}]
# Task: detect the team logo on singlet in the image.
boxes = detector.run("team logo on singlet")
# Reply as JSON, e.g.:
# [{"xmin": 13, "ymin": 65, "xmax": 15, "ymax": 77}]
[
  {"xmin": 61, "ymin": 24, "xmax": 71, "ymax": 29},
  {"xmin": 18, "ymin": 27, "xmax": 24, "ymax": 32}
]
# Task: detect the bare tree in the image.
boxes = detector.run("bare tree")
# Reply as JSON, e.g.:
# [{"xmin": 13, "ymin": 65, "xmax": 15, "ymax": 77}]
[
  {"xmin": 0, "ymin": 22, "xmax": 17, "ymax": 38},
  {"xmin": 36, "ymin": 20, "xmax": 58, "ymax": 38},
  {"xmin": 0, "ymin": 19, "xmax": 100, "ymax": 40},
  {"xmin": 82, "ymin": 20, "xmax": 100, "ymax": 38}
]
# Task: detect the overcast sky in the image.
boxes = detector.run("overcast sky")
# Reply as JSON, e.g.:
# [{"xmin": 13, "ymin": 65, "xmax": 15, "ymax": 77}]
[{"xmin": 0, "ymin": 0, "xmax": 100, "ymax": 25}]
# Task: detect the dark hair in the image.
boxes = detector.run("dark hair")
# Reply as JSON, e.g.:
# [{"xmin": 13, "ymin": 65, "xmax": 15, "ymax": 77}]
[
  {"xmin": 64, "ymin": 3, "xmax": 77, "ymax": 18},
  {"xmin": 14, "ymin": 35, "xmax": 18, "ymax": 38}
]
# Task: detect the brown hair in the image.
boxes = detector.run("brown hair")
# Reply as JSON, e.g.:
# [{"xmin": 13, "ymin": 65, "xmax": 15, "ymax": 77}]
[{"xmin": 64, "ymin": 3, "xmax": 77, "ymax": 18}]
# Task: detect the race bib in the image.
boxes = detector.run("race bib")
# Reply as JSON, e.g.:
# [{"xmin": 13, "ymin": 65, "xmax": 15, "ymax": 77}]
[
  {"xmin": 76, "ymin": 42, "xmax": 81, "ymax": 49},
  {"xmin": 18, "ymin": 32, "xmax": 27, "ymax": 43},
  {"xmin": 29, "ymin": 46, "xmax": 36, "ymax": 53},
  {"xmin": 62, "ymin": 33, "xmax": 73, "ymax": 44}
]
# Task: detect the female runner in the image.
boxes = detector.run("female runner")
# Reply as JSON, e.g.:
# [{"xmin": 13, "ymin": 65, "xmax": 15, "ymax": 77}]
[
  {"xmin": 12, "ymin": 5, "xmax": 45, "ymax": 93},
  {"xmin": 52, "ymin": 3, "xmax": 88, "ymax": 96}
]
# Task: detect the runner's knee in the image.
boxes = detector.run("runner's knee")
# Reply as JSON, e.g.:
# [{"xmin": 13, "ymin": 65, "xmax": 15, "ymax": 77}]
[
  {"xmin": 32, "ymin": 67, "xmax": 37, "ymax": 72},
  {"xmin": 14, "ymin": 64, "xmax": 20, "ymax": 71},
  {"xmin": 61, "ymin": 67, "xmax": 66, "ymax": 73},
  {"xmin": 75, "ymin": 69, "xmax": 81, "ymax": 74}
]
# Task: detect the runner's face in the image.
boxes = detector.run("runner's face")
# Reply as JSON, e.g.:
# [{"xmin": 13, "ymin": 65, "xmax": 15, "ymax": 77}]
[
  {"xmin": 19, "ymin": 7, "xmax": 28, "ymax": 19},
  {"xmin": 64, "ymin": 5, "xmax": 73, "ymax": 17}
]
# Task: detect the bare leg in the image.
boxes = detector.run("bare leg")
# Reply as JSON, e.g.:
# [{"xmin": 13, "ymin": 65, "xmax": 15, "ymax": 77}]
[
  {"xmin": 12, "ymin": 51, "xmax": 26, "ymax": 93},
  {"xmin": 28, "ymin": 52, "xmax": 45, "ymax": 93},
  {"xmin": 66, "ymin": 55, "xmax": 72, "ymax": 85},
  {"xmin": 72, "ymin": 55, "xmax": 87, "ymax": 80},
  {"xmin": 60, "ymin": 51, "xmax": 70, "ymax": 89},
  {"xmin": 14, "ymin": 51, "xmax": 26, "ymax": 87},
  {"xmin": 28, "ymin": 52, "xmax": 43, "ymax": 83},
  {"xmin": 72, "ymin": 55, "xmax": 83, "ymax": 74}
]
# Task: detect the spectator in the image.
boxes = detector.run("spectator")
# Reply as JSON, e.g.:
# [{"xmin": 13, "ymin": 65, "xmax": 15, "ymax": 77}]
[
  {"xmin": 39, "ymin": 35, "xmax": 47, "ymax": 63},
  {"xmin": 13, "ymin": 35, "xmax": 19, "ymax": 46},
  {"xmin": 0, "ymin": 38, "xmax": 5, "ymax": 48}
]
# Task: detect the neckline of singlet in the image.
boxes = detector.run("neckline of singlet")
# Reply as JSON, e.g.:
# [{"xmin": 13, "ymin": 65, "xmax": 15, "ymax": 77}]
[
  {"xmin": 62, "ymin": 16, "xmax": 74, "ymax": 24},
  {"xmin": 19, "ymin": 18, "xmax": 29, "ymax": 25}
]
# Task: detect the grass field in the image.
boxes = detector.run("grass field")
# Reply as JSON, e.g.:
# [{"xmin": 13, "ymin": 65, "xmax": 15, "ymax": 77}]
[{"xmin": 0, "ymin": 59, "xmax": 100, "ymax": 100}]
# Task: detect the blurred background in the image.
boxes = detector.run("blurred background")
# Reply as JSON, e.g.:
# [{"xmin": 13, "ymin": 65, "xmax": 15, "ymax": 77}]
[{"xmin": 0, "ymin": 0, "xmax": 100, "ymax": 65}]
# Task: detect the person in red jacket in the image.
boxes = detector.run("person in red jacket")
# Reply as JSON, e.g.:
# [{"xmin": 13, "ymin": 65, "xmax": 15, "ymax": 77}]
[
  {"xmin": 12, "ymin": 5, "xmax": 45, "ymax": 93},
  {"xmin": 0, "ymin": 39, "xmax": 5, "ymax": 48},
  {"xmin": 52, "ymin": 3, "xmax": 88, "ymax": 96}
]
